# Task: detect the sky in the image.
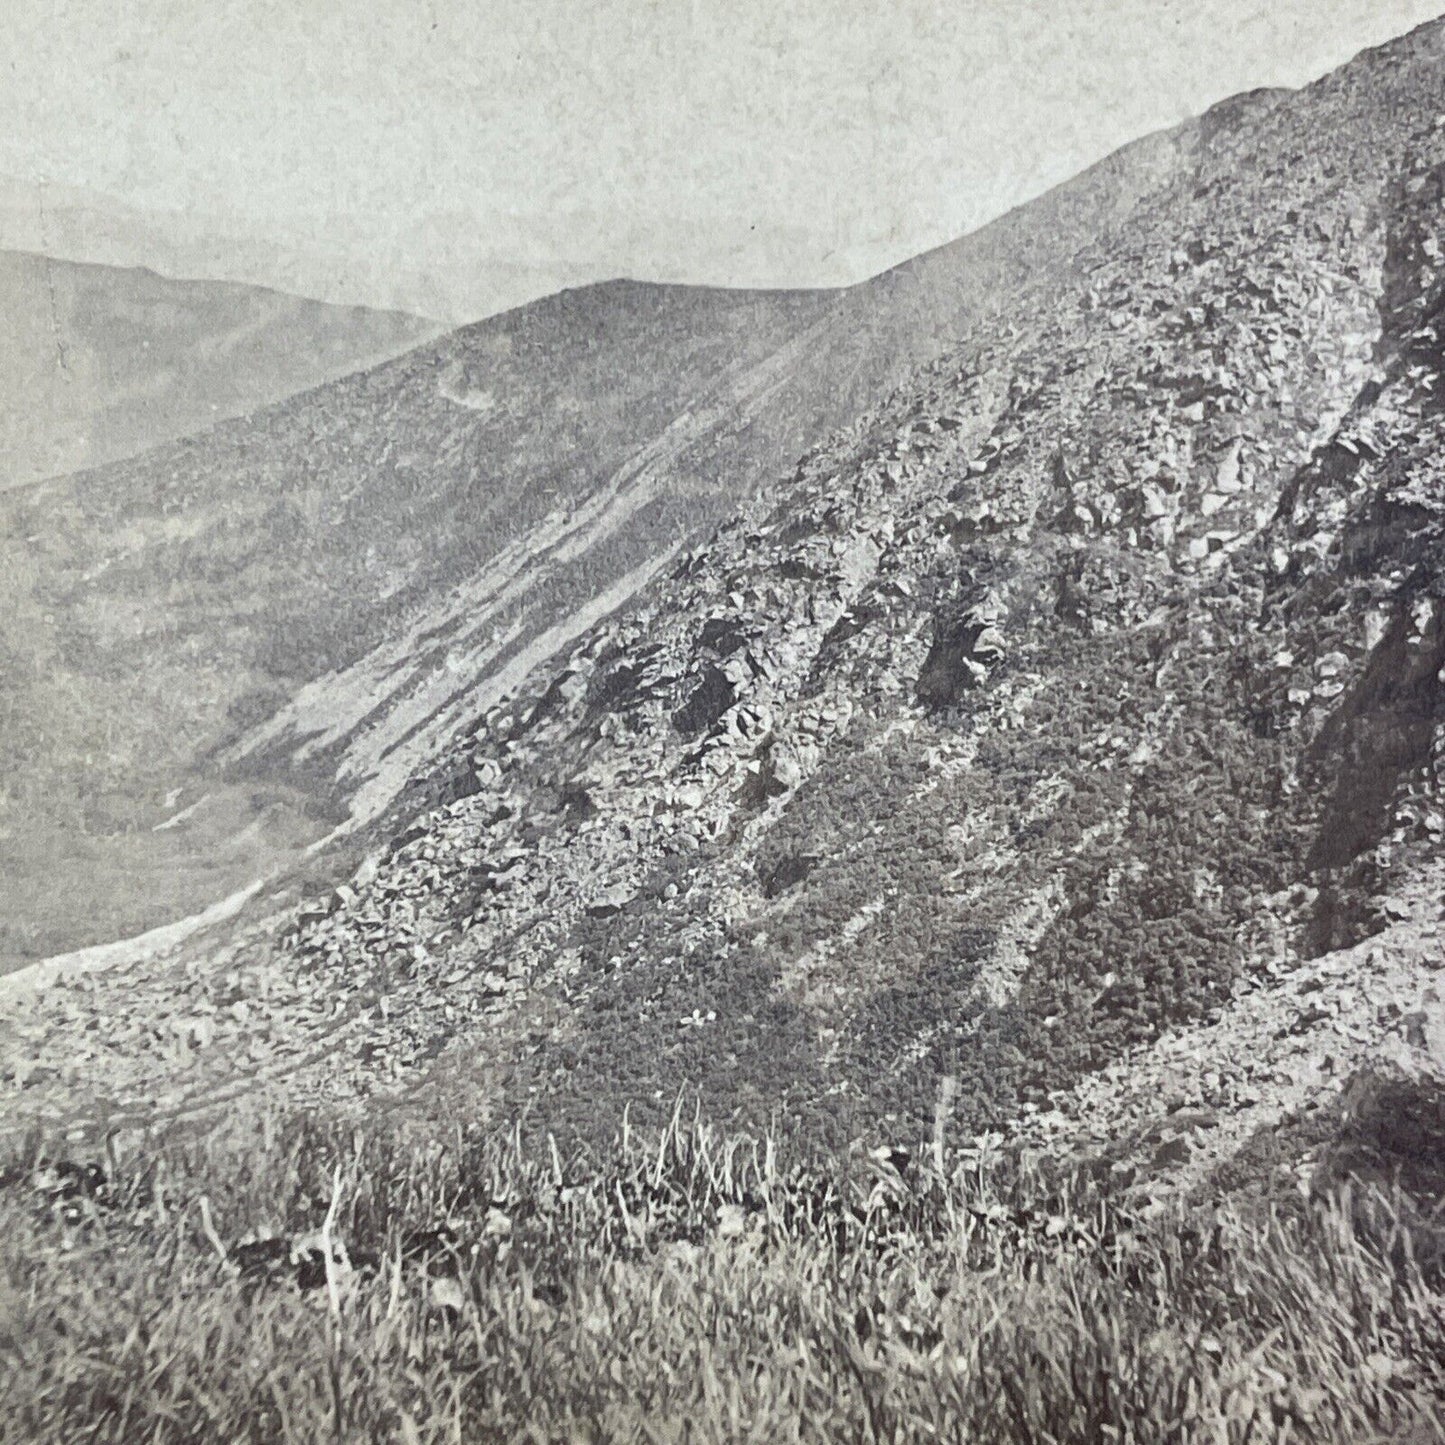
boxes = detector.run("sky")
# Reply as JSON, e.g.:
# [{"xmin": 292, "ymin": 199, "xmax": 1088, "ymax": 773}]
[{"xmin": 2, "ymin": 1, "xmax": 1443, "ymax": 321}]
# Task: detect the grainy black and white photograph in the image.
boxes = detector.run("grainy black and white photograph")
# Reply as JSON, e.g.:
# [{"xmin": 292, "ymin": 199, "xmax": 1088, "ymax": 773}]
[{"xmin": 4, "ymin": 2, "xmax": 1445, "ymax": 1439}]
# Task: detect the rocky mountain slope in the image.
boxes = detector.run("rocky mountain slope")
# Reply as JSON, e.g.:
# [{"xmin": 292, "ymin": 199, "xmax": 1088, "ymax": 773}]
[
  {"xmin": 0, "ymin": 118, "xmax": 1197, "ymax": 975},
  {"xmin": 0, "ymin": 279, "xmax": 827, "ymax": 970},
  {"xmin": 5, "ymin": 18, "xmax": 1445, "ymax": 1210},
  {"xmin": 0, "ymin": 249, "xmax": 438, "ymax": 491}
]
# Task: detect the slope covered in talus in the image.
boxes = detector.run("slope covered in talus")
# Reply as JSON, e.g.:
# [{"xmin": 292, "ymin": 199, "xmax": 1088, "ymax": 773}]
[
  {"xmin": 0, "ymin": 283, "xmax": 833, "ymax": 971},
  {"xmin": 6, "ymin": 21, "xmax": 1445, "ymax": 1170},
  {"xmin": 0, "ymin": 119, "xmax": 1202, "ymax": 976},
  {"xmin": 374, "ymin": 17, "xmax": 1445, "ymax": 1158}
]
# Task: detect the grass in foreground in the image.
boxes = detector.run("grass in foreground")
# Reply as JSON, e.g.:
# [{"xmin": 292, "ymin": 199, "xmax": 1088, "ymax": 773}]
[{"xmin": 1, "ymin": 1106, "xmax": 1443, "ymax": 1443}]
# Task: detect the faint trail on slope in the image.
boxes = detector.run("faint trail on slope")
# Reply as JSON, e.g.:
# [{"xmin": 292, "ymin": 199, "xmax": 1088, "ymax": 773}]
[{"xmin": 0, "ymin": 878, "xmax": 270, "ymax": 1000}]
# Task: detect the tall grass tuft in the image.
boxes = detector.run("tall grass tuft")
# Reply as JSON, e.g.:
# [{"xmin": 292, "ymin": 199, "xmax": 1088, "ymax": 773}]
[{"xmin": 2, "ymin": 1107, "xmax": 1442, "ymax": 1442}]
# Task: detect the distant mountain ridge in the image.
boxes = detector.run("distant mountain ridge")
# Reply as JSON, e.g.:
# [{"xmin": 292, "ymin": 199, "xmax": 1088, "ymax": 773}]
[{"xmin": 0, "ymin": 248, "xmax": 440, "ymax": 489}]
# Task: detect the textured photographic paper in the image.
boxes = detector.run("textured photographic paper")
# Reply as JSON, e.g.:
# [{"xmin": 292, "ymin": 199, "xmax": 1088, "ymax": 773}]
[{"xmin": 4, "ymin": 4, "xmax": 1445, "ymax": 1438}]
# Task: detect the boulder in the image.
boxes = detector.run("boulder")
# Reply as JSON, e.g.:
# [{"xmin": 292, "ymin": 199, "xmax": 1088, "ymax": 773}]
[
  {"xmin": 916, "ymin": 616, "xmax": 1007, "ymax": 707},
  {"xmin": 671, "ymin": 666, "xmax": 737, "ymax": 737},
  {"xmin": 584, "ymin": 887, "xmax": 632, "ymax": 920},
  {"xmin": 1215, "ymin": 440, "xmax": 1244, "ymax": 493},
  {"xmin": 971, "ymin": 626, "xmax": 1008, "ymax": 663},
  {"xmin": 1322, "ymin": 1049, "xmax": 1445, "ymax": 1201}
]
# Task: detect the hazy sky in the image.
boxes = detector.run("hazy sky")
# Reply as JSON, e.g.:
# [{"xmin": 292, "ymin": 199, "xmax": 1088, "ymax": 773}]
[{"xmin": 3, "ymin": 1, "xmax": 1443, "ymax": 320}]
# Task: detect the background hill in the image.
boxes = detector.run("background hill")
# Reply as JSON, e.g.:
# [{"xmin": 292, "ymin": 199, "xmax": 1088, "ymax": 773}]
[{"xmin": 0, "ymin": 249, "xmax": 439, "ymax": 489}]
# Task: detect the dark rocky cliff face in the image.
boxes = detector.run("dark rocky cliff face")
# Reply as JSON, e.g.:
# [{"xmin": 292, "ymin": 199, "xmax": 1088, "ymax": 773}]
[{"xmin": 6, "ymin": 20, "xmax": 1445, "ymax": 1163}]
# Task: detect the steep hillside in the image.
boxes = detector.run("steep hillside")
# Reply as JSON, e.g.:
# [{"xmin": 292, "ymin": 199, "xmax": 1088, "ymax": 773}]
[
  {"xmin": 5, "ymin": 17, "xmax": 1444, "ymax": 1177},
  {"xmin": 0, "ymin": 250, "xmax": 438, "ymax": 489},
  {"xmin": 0, "ymin": 119, "xmax": 1208, "ymax": 973},
  {"xmin": 0, "ymin": 280, "xmax": 804, "ymax": 967}
]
